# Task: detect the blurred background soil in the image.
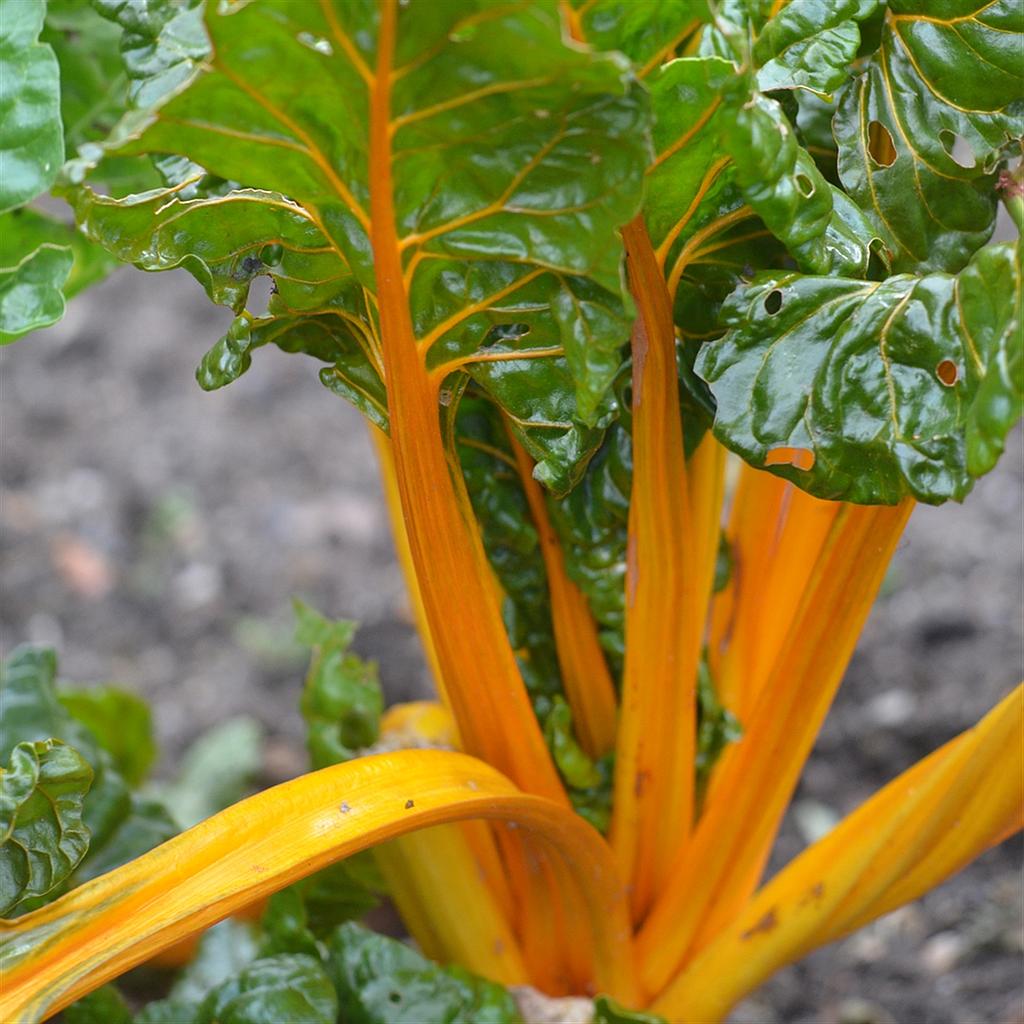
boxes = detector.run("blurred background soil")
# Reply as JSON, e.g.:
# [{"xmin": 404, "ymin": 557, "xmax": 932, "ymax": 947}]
[{"xmin": 1, "ymin": 266, "xmax": 1021, "ymax": 1024}]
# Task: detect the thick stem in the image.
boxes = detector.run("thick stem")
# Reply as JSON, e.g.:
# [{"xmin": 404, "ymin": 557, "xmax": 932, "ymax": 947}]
[
  {"xmin": 0, "ymin": 751, "xmax": 637, "ymax": 1021},
  {"xmin": 638, "ymin": 500, "xmax": 913, "ymax": 996},
  {"xmin": 610, "ymin": 216, "xmax": 702, "ymax": 921}
]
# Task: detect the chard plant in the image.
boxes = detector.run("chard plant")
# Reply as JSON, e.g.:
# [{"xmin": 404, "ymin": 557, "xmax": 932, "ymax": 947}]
[{"xmin": 1, "ymin": 0, "xmax": 1022, "ymax": 1021}]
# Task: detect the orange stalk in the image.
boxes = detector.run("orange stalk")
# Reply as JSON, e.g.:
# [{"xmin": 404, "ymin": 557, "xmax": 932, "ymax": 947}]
[
  {"xmin": 638, "ymin": 500, "xmax": 913, "ymax": 995},
  {"xmin": 367, "ymin": 0, "xmax": 565, "ymax": 804},
  {"xmin": 653, "ymin": 684, "xmax": 1024, "ymax": 1022},
  {"xmin": 0, "ymin": 750, "xmax": 637, "ymax": 1021},
  {"xmin": 610, "ymin": 216, "xmax": 702, "ymax": 921},
  {"xmin": 506, "ymin": 426, "xmax": 618, "ymax": 758},
  {"xmin": 687, "ymin": 431, "xmax": 727, "ymax": 636}
]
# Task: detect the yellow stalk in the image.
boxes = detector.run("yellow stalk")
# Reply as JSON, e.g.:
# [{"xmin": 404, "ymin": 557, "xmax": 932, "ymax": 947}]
[
  {"xmin": 611, "ymin": 216, "xmax": 702, "ymax": 922},
  {"xmin": 368, "ymin": 426, "xmax": 451, "ymax": 713},
  {"xmin": 638, "ymin": 500, "xmax": 913, "ymax": 995},
  {"xmin": 374, "ymin": 827, "xmax": 527, "ymax": 986},
  {"xmin": 367, "ymin": 0, "xmax": 565, "ymax": 804},
  {"xmin": 706, "ymin": 463, "xmax": 790, "ymax": 713},
  {"xmin": 371, "ymin": 702, "xmax": 524, "ymax": 983},
  {"xmin": 506, "ymin": 426, "xmax": 618, "ymax": 758},
  {"xmin": 687, "ymin": 431, "xmax": 727, "ymax": 638},
  {"xmin": 0, "ymin": 750, "xmax": 636, "ymax": 1022},
  {"xmin": 653, "ymin": 684, "xmax": 1024, "ymax": 1022}
]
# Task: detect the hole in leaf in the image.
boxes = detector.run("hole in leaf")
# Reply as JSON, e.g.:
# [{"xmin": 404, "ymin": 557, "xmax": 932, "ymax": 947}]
[
  {"xmin": 260, "ymin": 243, "xmax": 284, "ymax": 267},
  {"xmin": 939, "ymin": 131, "xmax": 976, "ymax": 169},
  {"xmin": 936, "ymin": 359, "xmax": 958, "ymax": 386},
  {"xmin": 765, "ymin": 446, "xmax": 815, "ymax": 471},
  {"xmin": 763, "ymin": 289, "xmax": 784, "ymax": 315},
  {"xmin": 388, "ymin": 992, "xmax": 402, "ymax": 1005},
  {"xmin": 867, "ymin": 121, "xmax": 897, "ymax": 167},
  {"xmin": 246, "ymin": 276, "xmax": 275, "ymax": 317},
  {"xmin": 483, "ymin": 322, "xmax": 531, "ymax": 346},
  {"xmin": 795, "ymin": 173, "xmax": 815, "ymax": 197}
]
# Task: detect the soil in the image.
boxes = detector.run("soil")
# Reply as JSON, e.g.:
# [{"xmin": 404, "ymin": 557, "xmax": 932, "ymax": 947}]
[{"xmin": 1, "ymin": 267, "xmax": 1021, "ymax": 1024}]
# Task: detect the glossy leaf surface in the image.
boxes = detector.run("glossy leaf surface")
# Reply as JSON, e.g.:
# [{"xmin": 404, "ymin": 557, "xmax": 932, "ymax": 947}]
[
  {"xmin": 700, "ymin": 240, "xmax": 1023, "ymax": 504},
  {"xmin": 73, "ymin": 0, "xmax": 648, "ymax": 491},
  {"xmin": 834, "ymin": 0, "xmax": 1024, "ymax": 273},
  {"xmin": 326, "ymin": 921, "xmax": 522, "ymax": 1024},
  {"xmin": 0, "ymin": 740, "xmax": 92, "ymax": 916},
  {"xmin": 0, "ymin": 0, "xmax": 63, "ymax": 212}
]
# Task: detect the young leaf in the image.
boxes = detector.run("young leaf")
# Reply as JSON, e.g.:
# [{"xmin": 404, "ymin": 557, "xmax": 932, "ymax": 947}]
[
  {"xmin": 834, "ymin": 1, "xmax": 1024, "ymax": 272},
  {"xmin": 325, "ymin": 921, "xmax": 523, "ymax": 1024},
  {"xmin": 58, "ymin": 687, "xmax": 156, "ymax": 787},
  {"xmin": 0, "ymin": 0, "xmax": 63, "ymax": 212},
  {"xmin": 593, "ymin": 994, "xmax": 666, "ymax": 1024},
  {"xmin": 197, "ymin": 953, "xmax": 338, "ymax": 1024},
  {"xmin": 700, "ymin": 239, "xmax": 1022, "ymax": 504},
  {"xmin": 0, "ymin": 739, "xmax": 93, "ymax": 915}
]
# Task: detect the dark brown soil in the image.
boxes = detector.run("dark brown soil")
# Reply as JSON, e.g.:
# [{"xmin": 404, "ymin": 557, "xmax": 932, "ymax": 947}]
[{"xmin": 2, "ymin": 267, "xmax": 1021, "ymax": 1024}]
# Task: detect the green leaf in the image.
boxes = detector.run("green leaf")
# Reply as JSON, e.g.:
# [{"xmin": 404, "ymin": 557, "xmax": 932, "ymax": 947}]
[
  {"xmin": 0, "ymin": 0, "xmax": 63, "ymax": 211},
  {"xmin": 0, "ymin": 242, "xmax": 72, "ymax": 343},
  {"xmin": 753, "ymin": 0, "xmax": 880, "ymax": 99},
  {"xmin": 0, "ymin": 204, "xmax": 117, "ymax": 344},
  {"xmin": 0, "ymin": 739, "xmax": 93, "ymax": 915},
  {"xmin": 197, "ymin": 954, "xmax": 338, "ymax": 1024},
  {"xmin": 325, "ymin": 922, "xmax": 523, "ymax": 1024},
  {"xmin": 91, "ymin": 0, "xmax": 208, "ymax": 110},
  {"xmin": 258, "ymin": 888, "xmax": 320, "ymax": 959},
  {"xmin": 296, "ymin": 604, "xmax": 382, "ymax": 770},
  {"xmin": 42, "ymin": 0, "xmax": 129, "ymax": 152},
  {"xmin": 834, "ymin": 1, "xmax": 1024, "ymax": 273},
  {"xmin": 135, "ymin": 1001, "xmax": 202, "ymax": 1024},
  {"xmin": 299, "ymin": 859, "xmax": 383, "ymax": 936},
  {"xmin": 0, "ymin": 646, "xmax": 178, "ymax": 901},
  {"xmin": 72, "ymin": 0, "xmax": 649, "ymax": 491},
  {"xmin": 568, "ymin": 0, "xmax": 706, "ymax": 70},
  {"xmin": 152, "ymin": 717, "xmax": 262, "ymax": 830},
  {"xmin": 593, "ymin": 994, "xmax": 666, "ymax": 1024},
  {"xmin": 59, "ymin": 686, "xmax": 156, "ymax": 787},
  {"xmin": 699, "ymin": 239, "xmax": 1023, "ymax": 504},
  {"xmin": 64, "ymin": 985, "xmax": 133, "ymax": 1024},
  {"xmin": 543, "ymin": 698, "xmax": 602, "ymax": 790}
]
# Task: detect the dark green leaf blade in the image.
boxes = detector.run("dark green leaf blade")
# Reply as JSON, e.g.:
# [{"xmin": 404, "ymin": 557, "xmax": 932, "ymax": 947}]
[
  {"xmin": 0, "ymin": 739, "xmax": 93, "ymax": 915},
  {"xmin": 0, "ymin": 0, "xmax": 64, "ymax": 211},
  {"xmin": 834, "ymin": 1, "xmax": 1024, "ymax": 273},
  {"xmin": 197, "ymin": 954, "xmax": 338, "ymax": 1024},
  {"xmin": 699, "ymin": 240, "xmax": 1023, "ymax": 504},
  {"xmin": 325, "ymin": 922, "xmax": 523, "ymax": 1024},
  {"xmin": 0, "ymin": 242, "xmax": 73, "ymax": 343}
]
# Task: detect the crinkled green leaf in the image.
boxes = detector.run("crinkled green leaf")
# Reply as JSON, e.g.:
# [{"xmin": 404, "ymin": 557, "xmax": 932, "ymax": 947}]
[
  {"xmin": 296, "ymin": 603, "xmax": 382, "ymax": 770},
  {"xmin": 91, "ymin": 0, "xmax": 208, "ymax": 110},
  {"xmin": 170, "ymin": 919, "xmax": 261, "ymax": 1006},
  {"xmin": 593, "ymin": 995, "xmax": 666, "ymax": 1024},
  {"xmin": 699, "ymin": 240, "xmax": 1023, "ymax": 504},
  {"xmin": 70, "ymin": 0, "xmax": 648, "ymax": 491},
  {"xmin": 59, "ymin": 686, "xmax": 156, "ymax": 787},
  {"xmin": 326, "ymin": 922, "xmax": 523, "ymax": 1024},
  {"xmin": 258, "ymin": 888, "xmax": 320, "ymax": 959},
  {"xmin": 300, "ymin": 859, "xmax": 383, "ymax": 936},
  {"xmin": 0, "ymin": 0, "xmax": 63, "ymax": 211},
  {"xmin": 152, "ymin": 717, "xmax": 262, "ymax": 830},
  {"xmin": 0, "ymin": 242, "xmax": 72, "ymax": 343},
  {"xmin": 197, "ymin": 954, "xmax": 338, "ymax": 1024},
  {"xmin": 834, "ymin": 0, "xmax": 1024, "ymax": 273},
  {"xmin": 543, "ymin": 697, "xmax": 602, "ymax": 790},
  {"xmin": 754, "ymin": 0, "xmax": 880, "ymax": 99},
  {"xmin": 0, "ymin": 739, "xmax": 93, "ymax": 915},
  {"xmin": 549, "ymin": 417, "xmax": 631, "ymax": 671},
  {"xmin": 64, "ymin": 985, "xmax": 133, "ymax": 1024},
  {"xmin": 42, "ymin": 0, "xmax": 128, "ymax": 151},
  {"xmin": 135, "ymin": 1001, "xmax": 202, "ymax": 1024},
  {"xmin": 0, "ymin": 647, "xmax": 178, "ymax": 904}
]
